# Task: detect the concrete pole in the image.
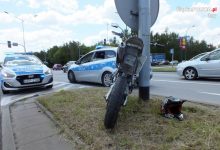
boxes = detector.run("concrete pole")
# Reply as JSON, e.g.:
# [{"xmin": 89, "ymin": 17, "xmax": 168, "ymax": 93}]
[{"xmin": 138, "ymin": 0, "xmax": 151, "ymax": 100}]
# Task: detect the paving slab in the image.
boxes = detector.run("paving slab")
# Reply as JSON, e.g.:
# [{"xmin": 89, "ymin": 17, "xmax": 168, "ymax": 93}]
[
  {"xmin": 17, "ymin": 134, "xmax": 73, "ymax": 150},
  {"xmin": 10, "ymin": 101, "xmax": 74, "ymax": 150}
]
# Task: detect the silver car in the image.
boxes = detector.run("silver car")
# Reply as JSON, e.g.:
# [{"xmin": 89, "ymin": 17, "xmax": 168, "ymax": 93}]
[
  {"xmin": 177, "ymin": 48, "xmax": 220, "ymax": 80},
  {"xmin": 0, "ymin": 54, "xmax": 53, "ymax": 94}
]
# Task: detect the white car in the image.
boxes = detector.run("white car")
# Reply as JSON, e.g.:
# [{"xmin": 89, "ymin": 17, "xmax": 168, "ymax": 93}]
[
  {"xmin": 67, "ymin": 47, "xmax": 153, "ymax": 86},
  {"xmin": 68, "ymin": 47, "xmax": 117, "ymax": 86},
  {"xmin": 177, "ymin": 48, "xmax": 220, "ymax": 80}
]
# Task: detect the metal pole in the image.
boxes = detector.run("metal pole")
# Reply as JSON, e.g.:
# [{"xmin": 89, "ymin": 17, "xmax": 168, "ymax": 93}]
[
  {"xmin": 107, "ymin": 23, "xmax": 109, "ymax": 44},
  {"xmin": 21, "ymin": 19, "xmax": 26, "ymax": 53},
  {"xmin": 78, "ymin": 45, "xmax": 81, "ymax": 59},
  {"xmin": 172, "ymin": 52, "xmax": 174, "ymax": 68},
  {"xmin": 138, "ymin": 0, "xmax": 151, "ymax": 100},
  {"xmin": 4, "ymin": 11, "xmax": 26, "ymax": 53}
]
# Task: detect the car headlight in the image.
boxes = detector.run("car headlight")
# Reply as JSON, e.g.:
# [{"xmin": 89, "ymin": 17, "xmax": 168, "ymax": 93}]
[
  {"xmin": 1, "ymin": 69, "xmax": 16, "ymax": 78},
  {"xmin": 44, "ymin": 68, "xmax": 52, "ymax": 75}
]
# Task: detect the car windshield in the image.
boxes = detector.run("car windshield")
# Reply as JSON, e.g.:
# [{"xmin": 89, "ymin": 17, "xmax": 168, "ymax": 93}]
[
  {"xmin": 4, "ymin": 55, "xmax": 42, "ymax": 66},
  {"xmin": 190, "ymin": 52, "xmax": 208, "ymax": 60}
]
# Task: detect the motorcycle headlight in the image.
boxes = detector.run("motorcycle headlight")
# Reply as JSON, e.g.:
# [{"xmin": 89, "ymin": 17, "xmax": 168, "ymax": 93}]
[
  {"xmin": 44, "ymin": 68, "xmax": 52, "ymax": 75},
  {"xmin": 1, "ymin": 69, "xmax": 16, "ymax": 78}
]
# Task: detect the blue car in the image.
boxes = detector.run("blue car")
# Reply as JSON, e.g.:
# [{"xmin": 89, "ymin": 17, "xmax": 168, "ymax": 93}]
[{"xmin": 0, "ymin": 54, "xmax": 53, "ymax": 94}]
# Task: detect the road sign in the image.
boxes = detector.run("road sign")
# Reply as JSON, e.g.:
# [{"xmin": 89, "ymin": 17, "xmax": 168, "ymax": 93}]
[
  {"xmin": 115, "ymin": 0, "xmax": 159, "ymax": 31},
  {"xmin": 170, "ymin": 48, "xmax": 174, "ymax": 54}
]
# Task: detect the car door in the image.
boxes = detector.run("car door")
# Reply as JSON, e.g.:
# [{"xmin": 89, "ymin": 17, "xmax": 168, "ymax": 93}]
[
  {"xmin": 197, "ymin": 50, "xmax": 220, "ymax": 77},
  {"xmin": 83, "ymin": 50, "xmax": 117, "ymax": 83},
  {"xmin": 85, "ymin": 50, "xmax": 106, "ymax": 82},
  {"xmin": 74, "ymin": 52, "xmax": 94, "ymax": 81}
]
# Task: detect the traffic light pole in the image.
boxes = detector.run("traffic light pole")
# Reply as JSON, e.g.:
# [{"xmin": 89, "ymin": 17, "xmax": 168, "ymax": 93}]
[
  {"xmin": 21, "ymin": 19, "xmax": 26, "ymax": 53},
  {"xmin": 138, "ymin": 0, "xmax": 151, "ymax": 100},
  {"xmin": 4, "ymin": 11, "xmax": 26, "ymax": 53}
]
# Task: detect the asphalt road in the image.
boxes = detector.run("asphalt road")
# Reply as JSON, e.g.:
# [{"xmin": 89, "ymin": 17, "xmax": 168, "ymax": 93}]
[
  {"xmin": 1, "ymin": 71, "xmax": 220, "ymax": 106},
  {"xmin": 53, "ymin": 70, "xmax": 220, "ymax": 106},
  {"xmin": 151, "ymin": 72, "xmax": 220, "ymax": 106}
]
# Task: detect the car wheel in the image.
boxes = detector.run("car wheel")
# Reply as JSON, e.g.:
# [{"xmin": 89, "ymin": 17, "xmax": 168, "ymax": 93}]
[
  {"xmin": 102, "ymin": 72, "xmax": 112, "ymax": 87},
  {"xmin": 68, "ymin": 71, "xmax": 77, "ymax": 83},
  {"xmin": 184, "ymin": 67, "xmax": 198, "ymax": 80}
]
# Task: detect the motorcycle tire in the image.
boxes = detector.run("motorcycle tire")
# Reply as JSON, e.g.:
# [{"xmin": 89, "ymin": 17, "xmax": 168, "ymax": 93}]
[{"xmin": 104, "ymin": 76, "xmax": 128, "ymax": 129}]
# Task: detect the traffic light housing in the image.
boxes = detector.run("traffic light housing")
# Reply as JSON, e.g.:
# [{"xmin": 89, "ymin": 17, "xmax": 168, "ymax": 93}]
[
  {"xmin": 113, "ymin": 37, "xmax": 116, "ymax": 44},
  {"xmin": 7, "ymin": 41, "xmax": 11, "ymax": 48},
  {"xmin": 104, "ymin": 39, "xmax": 106, "ymax": 45}
]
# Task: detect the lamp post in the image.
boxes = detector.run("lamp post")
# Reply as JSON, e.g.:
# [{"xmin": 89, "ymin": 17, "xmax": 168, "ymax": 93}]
[
  {"xmin": 4, "ymin": 11, "xmax": 26, "ymax": 53},
  {"xmin": 184, "ymin": 25, "xmax": 195, "ymax": 60},
  {"xmin": 185, "ymin": 25, "xmax": 195, "ymax": 37},
  {"xmin": 217, "ymin": 34, "xmax": 220, "ymax": 48}
]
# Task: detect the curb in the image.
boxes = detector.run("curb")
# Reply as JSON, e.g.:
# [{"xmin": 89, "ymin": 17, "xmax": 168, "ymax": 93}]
[{"xmin": 2, "ymin": 105, "xmax": 16, "ymax": 150}]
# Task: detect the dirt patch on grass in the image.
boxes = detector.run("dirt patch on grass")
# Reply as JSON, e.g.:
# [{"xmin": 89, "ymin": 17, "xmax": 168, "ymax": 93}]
[{"xmin": 38, "ymin": 88, "xmax": 220, "ymax": 150}]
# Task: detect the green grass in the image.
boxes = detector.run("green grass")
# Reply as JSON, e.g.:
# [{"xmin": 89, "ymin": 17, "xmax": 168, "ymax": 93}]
[
  {"xmin": 38, "ymin": 88, "xmax": 220, "ymax": 150},
  {"xmin": 152, "ymin": 66, "xmax": 176, "ymax": 72}
]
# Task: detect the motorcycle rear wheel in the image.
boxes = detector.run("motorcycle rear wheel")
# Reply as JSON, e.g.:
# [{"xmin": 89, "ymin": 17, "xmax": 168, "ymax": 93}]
[{"xmin": 104, "ymin": 76, "xmax": 127, "ymax": 129}]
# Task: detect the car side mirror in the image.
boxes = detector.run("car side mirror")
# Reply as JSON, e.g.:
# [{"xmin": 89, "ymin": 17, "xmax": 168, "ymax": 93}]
[
  {"xmin": 75, "ymin": 60, "xmax": 80, "ymax": 65},
  {"xmin": 205, "ymin": 57, "xmax": 210, "ymax": 61}
]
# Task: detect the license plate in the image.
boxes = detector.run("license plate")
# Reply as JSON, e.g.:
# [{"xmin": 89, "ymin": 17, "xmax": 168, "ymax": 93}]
[{"xmin": 23, "ymin": 78, "xmax": 40, "ymax": 83}]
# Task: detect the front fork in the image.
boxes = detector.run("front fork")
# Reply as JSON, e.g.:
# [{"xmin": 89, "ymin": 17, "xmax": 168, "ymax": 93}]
[{"xmin": 104, "ymin": 74, "xmax": 134, "ymax": 106}]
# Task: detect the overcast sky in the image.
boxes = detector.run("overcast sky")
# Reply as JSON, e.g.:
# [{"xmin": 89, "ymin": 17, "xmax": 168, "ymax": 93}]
[{"xmin": 0, "ymin": 0, "xmax": 220, "ymax": 61}]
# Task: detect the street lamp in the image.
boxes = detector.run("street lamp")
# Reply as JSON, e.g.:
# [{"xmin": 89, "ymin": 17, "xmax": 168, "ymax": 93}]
[
  {"xmin": 4, "ymin": 11, "xmax": 26, "ymax": 53},
  {"xmin": 111, "ymin": 23, "xmax": 123, "ymax": 32},
  {"xmin": 185, "ymin": 25, "xmax": 195, "ymax": 37},
  {"xmin": 111, "ymin": 23, "xmax": 128, "ymax": 41}
]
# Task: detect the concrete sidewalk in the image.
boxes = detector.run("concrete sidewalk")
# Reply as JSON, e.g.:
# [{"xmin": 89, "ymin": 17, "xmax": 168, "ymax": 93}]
[{"xmin": 3, "ymin": 99, "xmax": 74, "ymax": 150}]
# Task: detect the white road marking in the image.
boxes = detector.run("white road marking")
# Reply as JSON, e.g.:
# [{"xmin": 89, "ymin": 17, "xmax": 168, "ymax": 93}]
[
  {"xmin": 152, "ymin": 79, "xmax": 220, "ymax": 86},
  {"xmin": 200, "ymin": 92, "xmax": 220, "ymax": 96}
]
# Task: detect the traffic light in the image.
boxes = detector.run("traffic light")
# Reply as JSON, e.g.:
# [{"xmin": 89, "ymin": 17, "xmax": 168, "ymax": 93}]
[
  {"xmin": 7, "ymin": 41, "xmax": 11, "ymax": 48},
  {"xmin": 104, "ymin": 39, "xmax": 106, "ymax": 45},
  {"xmin": 113, "ymin": 37, "xmax": 116, "ymax": 44}
]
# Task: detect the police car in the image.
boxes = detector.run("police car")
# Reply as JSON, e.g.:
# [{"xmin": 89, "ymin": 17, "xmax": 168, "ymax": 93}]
[
  {"xmin": 68, "ymin": 47, "xmax": 117, "ymax": 86},
  {"xmin": 0, "ymin": 53, "xmax": 53, "ymax": 94},
  {"xmin": 67, "ymin": 47, "xmax": 153, "ymax": 86}
]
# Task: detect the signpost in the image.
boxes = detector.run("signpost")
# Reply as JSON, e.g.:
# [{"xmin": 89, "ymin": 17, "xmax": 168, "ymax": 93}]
[
  {"xmin": 115, "ymin": 0, "xmax": 159, "ymax": 32},
  {"xmin": 114, "ymin": 0, "xmax": 159, "ymax": 100}
]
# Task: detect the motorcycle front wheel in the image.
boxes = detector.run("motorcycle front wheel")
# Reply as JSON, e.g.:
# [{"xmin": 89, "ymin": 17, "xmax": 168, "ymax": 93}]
[{"xmin": 104, "ymin": 76, "xmax": 128, "ymax": 129}]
